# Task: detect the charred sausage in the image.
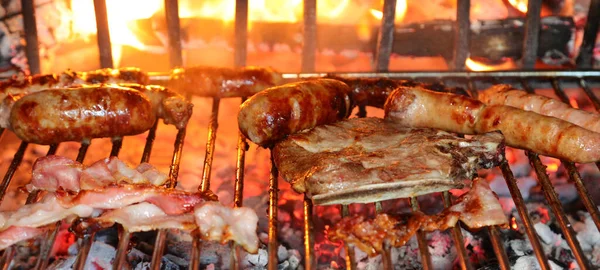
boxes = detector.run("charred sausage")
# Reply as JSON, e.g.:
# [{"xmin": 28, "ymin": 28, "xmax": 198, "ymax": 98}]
[
  {"xmin": 384, "ymin": 86, "xmax": 600, "ymax": 163},
  {"xmin": 169, "ymin": 66, "xmax": 283, "ymax": 98},
  {"xmin": 238, "ymin": 79, "xmax": 353, "ymax": 146},
  {"xmin": 479, "ymin": 84, "xmax": 600, "ymax": 133},
  {"xmin": 10, "ymin": 85, "xmax": 156, "ymax": 144},
  {"xmin": 117, "ymin": 83, "xmax": 193, "ymax": 129}
]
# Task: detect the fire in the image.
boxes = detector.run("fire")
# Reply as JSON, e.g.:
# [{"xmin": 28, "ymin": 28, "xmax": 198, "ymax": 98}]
[
  {"xmin": 569, "ymin": 97, "xmax": 579, "ymax": 109},
  {"xmin": 510, "ymin": 216, "xmax": 519, "ymax": 230},
  {"xmin": 546, "ymin": 158, "xmax": 560, "ymax": 173},
  {"xmin": 508, "ymin": 0, "xmax": 528, "ymax": 13},
  {"xmin": 70, "ymin": 0, "xmax": 163, "ymax": 67},
  {"xmin": 465, "ymin": 58, "xmax": 516, "ymax": 71},
  {"xmin": 369, "ymin": 0, "xmax": 408, "ymax": 22}
]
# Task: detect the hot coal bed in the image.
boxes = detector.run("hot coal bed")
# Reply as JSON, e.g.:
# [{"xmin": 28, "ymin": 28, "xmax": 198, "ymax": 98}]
[{"xmin": 0, "ymin": 0, "xmax": 600, "ymax": 270}]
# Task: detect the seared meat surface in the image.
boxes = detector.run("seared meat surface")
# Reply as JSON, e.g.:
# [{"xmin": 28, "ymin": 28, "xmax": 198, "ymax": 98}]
[{"xmin": 273, "ymin": 117, "xmax": 504, "ymax": 205}]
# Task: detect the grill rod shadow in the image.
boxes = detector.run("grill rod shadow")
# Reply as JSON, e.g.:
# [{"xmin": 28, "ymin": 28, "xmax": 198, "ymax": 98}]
[{"xmin": 113, "ymin": 121, "xmax": 159, "ymax": 270}]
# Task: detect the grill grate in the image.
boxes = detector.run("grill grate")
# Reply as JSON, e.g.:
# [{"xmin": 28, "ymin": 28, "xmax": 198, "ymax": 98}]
[{"xmin": 0, "ymin": 0, "xmax": 599, "ymax": 269}]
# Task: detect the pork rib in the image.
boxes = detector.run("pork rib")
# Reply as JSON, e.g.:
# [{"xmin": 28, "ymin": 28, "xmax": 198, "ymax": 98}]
[{"xmin": 273, "ymin": 117, "xmax": 504, "ymax": 205}]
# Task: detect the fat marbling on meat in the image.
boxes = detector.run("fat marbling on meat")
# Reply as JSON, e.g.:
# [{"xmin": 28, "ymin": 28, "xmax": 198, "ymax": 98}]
[{"xmin": 273, "ymin": 117, "xmax": 505, "ymax": 205}]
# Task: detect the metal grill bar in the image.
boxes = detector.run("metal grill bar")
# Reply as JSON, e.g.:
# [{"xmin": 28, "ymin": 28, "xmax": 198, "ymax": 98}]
[
  {"xmin": 579, "ymin": 78, "xmax": 600, "ymax": 111},
  {"xmin": 234, "ymin": 0, "xmax": 248, "ymax": 68},
  {"xmin": 93, "ymin": 0, "xmax": 113, "ymax": 68},
  {"xmin": 21, "ymin": 0, "xmax": 40, "ymax": 75},
  {"xmin": 488, "ymin": 226, "xmax": 510, "ymax": 270},
  {"xmin": 341, "ymin": 205, "xmax": 356, "ymax": 270},
  {"xmin": 409, "ymin": 197, "xmax": 432, "ymax": 270},
  {"xmin": 499, "ymin": 161, "xmax": 551, "ymax": 270},
  {"xmin": 0, "ymin": 142, "xmax": 28, "ymax": 205},
  {"xmin": 113, "ymin": 123, "xmax": 160, "ymax": 270},
  {"xmin": 70, "ymin": 142, "xmax": 93, "ymax": 270},
  {"xmin": 521, "ymin": 0, "xmax": 542, "ymax": 69},
  {"xmin": 453, "ymin": 0, "xmax": 470, "ymax": 70},
  {"xmin": 302, "ymin": 0, "xmax": 317, "ymax": 72},
  {"xmin": 267, "ymin": 151, "xmax": 279, "ymax": 270},
  {"xmin": 280, "ymin": 70, "xmax": 600, "ymax": 79},
  {"xmin": 375, "ymin": 0, "xmax": 396, "ymax": 72},
  {"xmin": 164, "ymin": 0, "xmax": 183, "ymax": 67},
  {"xmin": 303, "ymin": 195, "xmax": 316, "ymax": 270},
  {"xmin": 442, "ymin": 191, "xmax": 473, "ymax": 270},
  {"xmin": 149, "ymin": 127, "xmax": 187, "ymax": 270},
  {"xmin": 200, "ymin": 98, "xmax": 221, "ymax": 192},
  {"xmin": 548, "ymin": 79, "xmax": 600, "ymax": 232},
  {"xmin": 528, "ymin": 152, "xmax": 592, "ymax": 269},
  {"xmin": 576, "ymin": 0, "xmax": 600, "ymax": 68}
]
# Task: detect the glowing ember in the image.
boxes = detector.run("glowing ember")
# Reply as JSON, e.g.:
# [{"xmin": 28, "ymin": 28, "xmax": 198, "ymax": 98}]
[
  {"xmin": 508, "ymin": 0, "xmax": 528, "ymax": 13},
  {"xmin": 569, "ymin": 97, "xmax": 579, "ymax": 109}
]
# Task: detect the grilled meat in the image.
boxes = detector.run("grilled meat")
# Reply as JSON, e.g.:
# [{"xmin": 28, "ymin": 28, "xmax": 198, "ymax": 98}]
[
  {"xmin": 0, "ymin": 226, "xmax": 48, "ymax": 251},
  {"xmin": 328, "ymin": 178, "xmax": 508, "ymax": 256},
  {"xmin": 385, "ymin": 85, "xmax": 600, "ymax": 163},
  {"xmin": 9, "ymin": 85, "xmax": 156, "ymax": 144},
  {"xmin": 273, "ymin": 117, "xmax": 504, "ymax": 205},
  {"xmin": 239, "ymin": 79, "xmax": 353, "ymax": 147},
  {"xmin": 28, "ymin": 155, "xmax": 168, "ymax": 193},
  {"xmin": 479, "ymin": 84, "xmax": 600, "ymax": 133},
  {"xmin": 0, "ymin": 67, "xmax": 192, "ymax": 130},
  {"xmin": 326, "ymin": 76, "xmax": 469, "ymax": 109},
  {"xmin": 169, "ymin": 66, "xmax": 283, "ymax": 98},
  {"xmin": 117, "ymin": 83, "xmax": 192, "ymax": 129}
]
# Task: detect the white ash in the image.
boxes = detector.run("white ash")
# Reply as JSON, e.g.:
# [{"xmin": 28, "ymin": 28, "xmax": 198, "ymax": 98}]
[
  {"xmin": 47, "ymin": 241, "xmax": 115, "ymax": 270},
  {"xmin": 490, "ymin": 175, "xmax": 537, "ymax": 200},
  {"xmin": 513, "ymin": 256, "xmax": 564, "ymax": 270}
]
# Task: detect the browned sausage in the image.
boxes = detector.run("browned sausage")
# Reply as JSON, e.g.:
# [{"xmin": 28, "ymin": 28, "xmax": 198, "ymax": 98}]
[
  {"xmin": 384, "ymin": 86, "xmax": 600, "ymax": 163},
  {"xmin": 10, "ymin": 85, "xmax": 156, "ymax": 144},
  {"xmin": 238, "ymin": 79, "xmax": 353, "ymax": 146},
  {"xmin": 117, "ymin": 83, "xmax": 193, "ymax": 129},
  {"xmin": 169, "ymin": 66, "xmax": 283, "ymax": 98}
]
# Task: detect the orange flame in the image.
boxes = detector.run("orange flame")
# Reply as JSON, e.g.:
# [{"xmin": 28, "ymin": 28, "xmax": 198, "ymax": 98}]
[
  {"xmin": 546, "ymin": 158, "xmax": 561, "ymax": 173},
  {"xmin": 508, "ymin": 0, "xmax": 528, "ymax": 13},
  {"xmin": 465, "ymin": 58, "xmax": 516, "ymax": 71},
  {"xmin": 369, "ymin": 0, "xmax": 408, "ymax": 22},
  {"xmin": 569, "ymin": 97, "xmax": 579, "ymax": 109}
]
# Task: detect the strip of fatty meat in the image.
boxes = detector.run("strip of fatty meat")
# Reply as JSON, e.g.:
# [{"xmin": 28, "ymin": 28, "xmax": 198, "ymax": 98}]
[
  {"xmin": 27, "ymin": 155, "xmax": 169, "ymax": 193},
  {"xmin": 0, "ymin": 185, "xmax": 216, "ymax": 250},
  {"xmin": 74, "ymin": 202, "xmax": 260, "ymax": 253},
  {"xmin": 328, "ymin": 178, "xmax": 508, "ymax": 256}
]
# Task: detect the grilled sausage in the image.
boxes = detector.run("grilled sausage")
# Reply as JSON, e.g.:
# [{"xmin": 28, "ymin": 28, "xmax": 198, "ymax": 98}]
[
  {"xmin": 117, "ymin": 83, "xmax": 193, "ymax": 129},
  {"xmin": 384, "ymin": 86, "xmax": 600, "ymax": 163},
  {"xmin": 479, "ymin": 84, "xmax": 600, "ymax": 133},
  {"xmin": 10, "ymin": 85, "xmax": 156, "ymax": 144},
  {"xmin": 238, "ymin": 79, "xmax": 353, "ymax": 146},
  {"xmin": 0, "ymin": 67, "xmax": 149, "ymax": 129},
  {"xmin": 169, "ymin": 66, "xmax": 283, "ymax": 98}
]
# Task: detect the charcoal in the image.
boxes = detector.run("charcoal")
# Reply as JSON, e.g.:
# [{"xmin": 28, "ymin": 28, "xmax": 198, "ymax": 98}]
[
  {"xmin": 278, "ymin": 260, "xmax": 290, "ymax": 270},
  {"xmin": 277, "ymin": 245, "xmax": 289, "ymax": 262},
  {"xmin": 287, "ymin": 250, "xmax": 301, "ymax": 270},
  {"xmin": 164, "ymin": 254, "xmax": 189, "ymax": 268},
  {"xmin": 47, "ymin": 257, "xmax": 76, "ymax": 270},
  {"xmin": 243, "ymin": 248, "xmax": 268, "ymax": 268},
  {"xmin": 127, "ymin": 248, "xmax": 151, "ymax": 266}
]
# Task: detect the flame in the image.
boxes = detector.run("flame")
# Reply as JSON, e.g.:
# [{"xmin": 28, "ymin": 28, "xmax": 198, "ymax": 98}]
[
  {"xmin": 508, "ymin": 0, "xmax": 528, "ymax": 13},
  {"xmin": 465, "ymin": 58, "xmax": 516, "ymax": 71},
  {"xmin": 510, "ymin": 216, "xmax": 519, "ymax": 230},
  {"xmin": 369, "ymin": 0, "xmax": 408, "ymax": 22},
  {"xmin": 546, "ymin": 158, "xmax": 561, "ymax": 173},
  {"xmin": 569, "ymin": 97, "xmax": 579, "ymax": 109},
  {"xmin": 70, "ymin": 0, "xmax": 163, "ymax": 67}
]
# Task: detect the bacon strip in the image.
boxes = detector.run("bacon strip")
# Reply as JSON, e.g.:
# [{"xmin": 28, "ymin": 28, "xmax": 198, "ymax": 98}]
[
  {"xmin": 28, "ymin": 156, "xmax": 169, "ymax": 193},
  {"xmin": 71, "ymin": 202, "xmax": 259, "ymax": 253},
  {"xmin": 0, "ymin": 226, "xmax": 49, "ymax": 251},
  {"xmin": 328, "ymin": 178, "xmax": 508, "ymax": 256}
]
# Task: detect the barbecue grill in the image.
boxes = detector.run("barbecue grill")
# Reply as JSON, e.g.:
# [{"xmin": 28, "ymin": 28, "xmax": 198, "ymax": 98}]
[{"xmin": 0, "ymin": 0, "xmax": 599, "ymax": 269}]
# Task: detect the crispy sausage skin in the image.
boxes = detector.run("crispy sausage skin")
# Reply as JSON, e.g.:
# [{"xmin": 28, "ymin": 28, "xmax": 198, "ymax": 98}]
[
  {"xmin": 384, "ymin": 86, "xmax": 600, "ymax": 163},
  {"xmin": 238, "ymin": 79, "xmax": 353, "ymax": 147},
  {"xmin": 479, "ymin": 84, "xmax": 600, "ymax": 133},
  {"xmin": 384, "ymin": 86, "xmax": 485, "ymax": 134},
  {"xmin": 169, "ymin": 66, "xmax": 283, "ymax": 98},
  {"xmin": 117, "ymin": 83, "xmax": 193, "ymax": 129},
  {"xmin": 10, "ymin": 86, "xmax": 156, "ymax": 145}
]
